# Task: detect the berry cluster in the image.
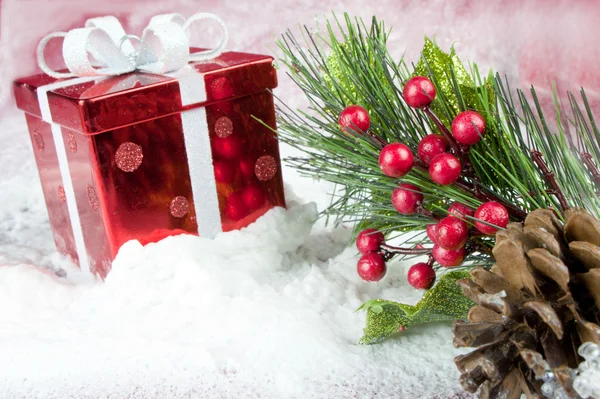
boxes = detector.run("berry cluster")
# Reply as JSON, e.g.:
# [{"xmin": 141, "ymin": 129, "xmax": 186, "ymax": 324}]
[
  {"xmin": 355, "ymin": 229, "xmax": 387, "ymax": 282},
  {"xmin": 341, "ymin": 76, "xmax": 512, "ymax": 290},
  {"xmin": 378, "ymin": 75, "xmax": 487, "ymax": 187},
  {"xmin": 354, "ymin": 199, "xmax": 508, "ymax": 289}
]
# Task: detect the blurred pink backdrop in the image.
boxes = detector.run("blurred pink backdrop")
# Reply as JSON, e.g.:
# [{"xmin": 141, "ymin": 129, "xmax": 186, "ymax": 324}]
[{"xmin": 1, "ymin": 0, "xmax": 599, "ymax": 112}]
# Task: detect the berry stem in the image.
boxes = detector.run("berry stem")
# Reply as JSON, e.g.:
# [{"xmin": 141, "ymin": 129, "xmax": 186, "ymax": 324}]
[
  {"xmin": 424, "ymin": 108, "xmax": 480, "ymax": 186},
  {"xmin": 423, "ymin": 107, "xmax": 461, "ymax": 157},
  {"xmin": 419, "ymin": 108, "xmax": 528, "ymax": 218},
  {"xmin": 581, "ymin": 152, "xmax": 600, "ymax": 188},
  {"xmin": 416, "ymin": 204, "xmax": 441, "ymax": 220},
  {"xmin": 349, "ymin": 128, "xmax": 386, "ymax": 150},
  {"xmin": 426, "ymin": 255, "xmax": 435, "ymax": 267},
  {"xmin": 531, "ymin": 150, "xmax": 569, "ymax": 211},
  {"xmin": 454, "ymin": 179, "xmax": 527, "ymax": 219},
  {"xmin": 368, "ymin": 131, "xmax": 388, "ymax": 149},
  {"xmin": 412, "ymin": 161, "xmax": 527, "ymax": 220},
  {"xmin": 380, "ymin": 244, "xmax": 431, "ymax": 256}
]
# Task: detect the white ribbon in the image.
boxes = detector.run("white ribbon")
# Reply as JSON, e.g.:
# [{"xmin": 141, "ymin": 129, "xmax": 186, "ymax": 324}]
[{"xmin": 37, "ymin": 12, "xmax": 228, "ymax": 79}]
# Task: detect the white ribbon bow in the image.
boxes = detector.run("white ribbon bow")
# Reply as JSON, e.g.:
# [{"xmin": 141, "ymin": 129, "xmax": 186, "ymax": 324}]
[{"xmin": 37, "ymin": 13, "xmax": 228, "ymax": 79}]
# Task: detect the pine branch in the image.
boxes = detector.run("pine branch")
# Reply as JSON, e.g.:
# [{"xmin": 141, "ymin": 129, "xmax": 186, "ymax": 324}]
[{"xmin": 273, "ymin": 13, "xmax": 600, "ymax": 269}]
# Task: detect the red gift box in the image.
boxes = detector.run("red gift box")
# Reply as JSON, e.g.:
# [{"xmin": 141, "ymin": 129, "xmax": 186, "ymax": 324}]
[{"xmin": 13, "ymin": 50, "xmax": 285, "ymax": 278}]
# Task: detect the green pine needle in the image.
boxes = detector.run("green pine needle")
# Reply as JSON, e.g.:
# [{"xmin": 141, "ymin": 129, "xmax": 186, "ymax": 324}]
[{"xmin": 276, "ymin": 14, "xmax": 600, "ymax": 236}]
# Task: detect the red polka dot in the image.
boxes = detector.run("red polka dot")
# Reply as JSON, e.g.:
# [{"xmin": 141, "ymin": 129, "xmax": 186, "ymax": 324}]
[
  {"xmin": 255, "ymin": 155, "xmax": 278, "ymax": 181},
  {"xmin": 170, "ymin": 196, "xmax": 190, "ymax": 218},
  {"xmin": 115, "ymin": 142, "xmax": 143, "ymax": 172},
  {"xmin": 58, "ymin": 185, "xmax": 66, "ymax": 204},
  {"xmin": 86, "ymin": 185, "xmax": 99, "ymax": 212},
  {"xmin": 67, "ymin": 131, "xmax": 78, "ymax": 153},
  {"xmin": 215, "ymin": 116, "xmax": 234, "ymax": 138},
  {"xmin": 33, "ymin": 132, "xmax": 45, "ymax": 152}
]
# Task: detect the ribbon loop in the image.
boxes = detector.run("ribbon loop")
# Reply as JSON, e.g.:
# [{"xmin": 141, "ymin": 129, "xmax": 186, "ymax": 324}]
[
  {"xmin": 184, "ymin": 13, "xmax": 228, "ymax": 62},
  {"xmin": 37, "ymin": 12, "xmax": 228, "ymax": 79},
  {"xmin": 148, "ymin": 13, "xmax": 186, "ymax": 28},
  {"xmin": 85, "ymin": 16, "xmax": 135, "ymax": 55},
  {"xmin": 137, "ymin": 22, "xmax": 190, "ymax": 74},
  {"xmin": 37, "ymin": 32, "xmax": 72, "ymax": 79},
  {"xmin": 63, "ymin": 27, "xmax": 134, "ymax": 77}
]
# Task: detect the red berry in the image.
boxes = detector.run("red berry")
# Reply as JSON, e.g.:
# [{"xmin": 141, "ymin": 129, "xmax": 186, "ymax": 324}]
[
  {"xmin": 356, "ymin": 229, "xmax": 385, "ymax": 254},
  {"xmin": 339, "ymin": 105, "xmax": 370, "ymax": 134},
  {"xmin": 451, "ymin": 110, "xmax": 486, "ymax": 145},
  {"xmin": 448, "ymin": 202, "xmax": 474, "ymax": 219},
  {"xmin": 226, "ymin": 192, "xmax": 249, "ymax": 221},
  {"xmin": 379, "ymin": 143, "xmax": 414, "ymax": 178},
  {"xmin": 357, "ymin": 252, "xmax": 387, "ymax": 282},
  {"xmin": 403, "ymin": 76, "xmax": 436, "ymax": 108},
  {"xmin": 241, "ymin": 184, "xmax": 266, "ymax": 211},
  {"xmin": 435, "ymin": 216, "xmax": 469, "ymax": 250},
  {"xmin": 426, "ymin": 224, "xmax": 438, "ymax": 244},
  {"xmin": 213, "ymin": 160, "xmax": 236, "ymax": 184},
  {"xmin": 432, "ymin": 245, "xmax": 466, "ymax": 267},
  {"xmin": 418, "ymin": 134, "xmax": 448, "ymax": 165},
  {"xmin": 391, "ymin": 183, "xmax": 423, "ymax": 215},
  {"xmin": 407, "ymin": 262, "xmax": 436, "ymax": 289},
  {"xmin": 474, "ymin": 201, "xmax": 509, "ymax": 235},
  {"xmin": 429, "ymin": 153, "xmax": 462, "ymax": 185},
  {"xmin": 214, "ymin": 135, "xmax": 243, "ymax": 160}
]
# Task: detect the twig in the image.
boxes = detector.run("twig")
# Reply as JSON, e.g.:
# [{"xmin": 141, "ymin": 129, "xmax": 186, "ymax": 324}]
[
  {"xmin": 412, "ymin": 162, "xmax": 527, "ymax": 220},
  {"xmin": 423, "ymin": 107, "xmax": 461, "ymax": 156},
  {"xmin": 531, "ymin": 150, "xmax": 569, "ymax": 211},
  {"xmin": 416, "ymin": 204, "xmax": 441, "ymax": 220},
  {"xmin": 421, "ymin": 108, "xmax": 511, "ymax": 212},
  {"xmin": 581, "ymin": 152, "xmax": 600, "ymax": 187},
  {"xmin": 367, "ymin": 131, "xmax": 388, "ymax": 149},
  {"xmin": 380, "ymin": 244, "xmax": 431, "ymax": 256},
  {"xmin": 455, "ymin": 179, "xmax": 528, "ymax": 219},
  {"xmin": 516, "ymin": 188, "xmax": 600, "ymax": 198},
  {"xmin": 426, "ymin": 255, "xmax": 435, "ymax": 267}
]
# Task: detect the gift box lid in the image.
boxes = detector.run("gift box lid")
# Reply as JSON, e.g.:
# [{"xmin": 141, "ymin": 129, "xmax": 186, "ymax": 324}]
[{"xmin": 13, "ymin": 50, "xmax": 277, "ymax": 135}]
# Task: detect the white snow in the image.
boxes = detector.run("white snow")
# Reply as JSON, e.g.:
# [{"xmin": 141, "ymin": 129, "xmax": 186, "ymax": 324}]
[{"xmin": 0, "ymin": 104, "xmax": 467, "ymax": 398}]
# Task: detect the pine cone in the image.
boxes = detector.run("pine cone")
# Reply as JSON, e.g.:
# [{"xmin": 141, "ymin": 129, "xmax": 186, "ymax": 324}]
[{"xmin": 452, "ymin": 208, "xmax": 600, "ymax": 398}]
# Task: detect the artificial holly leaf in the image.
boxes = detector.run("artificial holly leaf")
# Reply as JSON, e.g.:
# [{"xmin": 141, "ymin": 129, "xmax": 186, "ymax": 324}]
[{"xmin": 358, "ymin": 270, "xmax": 474, "ymax": 344}]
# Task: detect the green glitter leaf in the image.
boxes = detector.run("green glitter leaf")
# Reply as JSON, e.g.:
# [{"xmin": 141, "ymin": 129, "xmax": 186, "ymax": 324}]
[
  {"xmin": 370, "ymin": 305, "xmax": 383, "ymax": 314},
  {"xmin": 413, "ymin": 37, "xmax": 493, "ymax": 128},
  {"xmin": 357, "ymin": 270, "xmax": 474, "ymax": 344}
]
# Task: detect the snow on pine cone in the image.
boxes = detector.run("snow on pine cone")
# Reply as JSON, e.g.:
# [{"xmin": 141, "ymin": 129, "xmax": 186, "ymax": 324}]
[{"xmin": 452, "ymin": 208, "xmax": 600, "ymax": 399}]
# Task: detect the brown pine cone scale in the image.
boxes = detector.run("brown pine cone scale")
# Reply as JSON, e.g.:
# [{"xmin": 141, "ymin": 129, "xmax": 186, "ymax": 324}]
[{"xmin": 453, "ymin": 208, "xmax": 600, "ymax": 398}]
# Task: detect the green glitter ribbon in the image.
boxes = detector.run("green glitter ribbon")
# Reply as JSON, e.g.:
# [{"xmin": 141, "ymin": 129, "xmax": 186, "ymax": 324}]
[{"xmin": 358, "ymin": 270, "xmax": 474, "ymax": 344}]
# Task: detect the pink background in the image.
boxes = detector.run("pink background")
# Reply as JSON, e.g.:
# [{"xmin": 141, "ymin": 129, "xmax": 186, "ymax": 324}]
[{"xmin": 1, "ymin": 0, "xmax": 599, "ymax": 113}]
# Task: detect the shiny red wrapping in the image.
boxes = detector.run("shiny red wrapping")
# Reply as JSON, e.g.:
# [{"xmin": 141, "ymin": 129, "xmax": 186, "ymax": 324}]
[{"xmin": 13, "ymin": 51, "xmax": 285, "ymax": 278}]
